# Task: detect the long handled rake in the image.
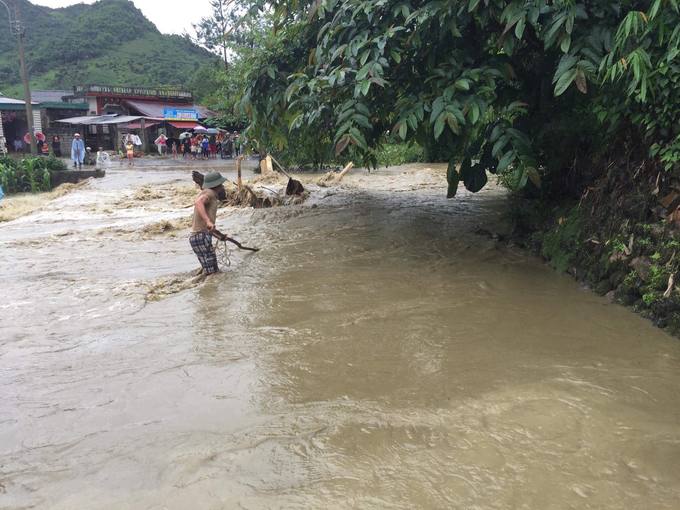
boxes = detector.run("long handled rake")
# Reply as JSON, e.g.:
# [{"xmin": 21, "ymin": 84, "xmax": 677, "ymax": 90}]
[{"xmin": 211, "ymin": 229, "xmax": 260, "ymax": 252}]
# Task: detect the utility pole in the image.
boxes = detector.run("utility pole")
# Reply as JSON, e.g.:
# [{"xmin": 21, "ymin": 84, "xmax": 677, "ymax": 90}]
[{"xmin": 1, "ymin": 0, "xmax": 36, "ymax": 155}]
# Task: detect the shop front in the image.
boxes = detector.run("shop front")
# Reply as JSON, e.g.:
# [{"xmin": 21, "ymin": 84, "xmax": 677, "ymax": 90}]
[{"xmin": 0, "ymin": 96, "xmax": 39, "ymax": 154}]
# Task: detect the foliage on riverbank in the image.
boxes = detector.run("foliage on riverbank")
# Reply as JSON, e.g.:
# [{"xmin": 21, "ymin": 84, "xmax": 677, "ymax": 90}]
[
  {"xmin": 229, "ymin": 1, "xmax": 680, "ymax": 196},
  {"xmin": 514, "ymin": 162, "xmax": 680, "ymax": 335},
  {"xmin": 376, "ymin": 143, "xmax": 425, "ymax": 168},
  {"xmin": 0, "ymin": 156, "xmax": 65, "ymax": 194}
]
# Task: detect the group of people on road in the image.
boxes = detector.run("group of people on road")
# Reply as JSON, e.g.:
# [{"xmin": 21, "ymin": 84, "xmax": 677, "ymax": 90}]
[
  {"xmin": 182, "ymin": 134, "xmax": 215, "ymax": 160},
  {"xmin": 180, "ymin": 132, "xmax": 243, "ymax": 160},
  {"xmin": 3, "ymin": 134, "xmax": 64, "ymax": 157},
  {"xmin": 37, "ymin": 136, "xmax": 62, "ymax": 157},
  {"xmin": 8, "ymin": 132, "xmax": 109, "ymax": 171},
  {"xmin": 217, "ymin": 132, "xmax": 243, "ymax": 159},
  {"xmin": 63, "ymin": 129, "xmax": 248, "ymax": 170},
  {"xmin": 143, "ymin": 131, "xmax": 246, "ymax": 161}
]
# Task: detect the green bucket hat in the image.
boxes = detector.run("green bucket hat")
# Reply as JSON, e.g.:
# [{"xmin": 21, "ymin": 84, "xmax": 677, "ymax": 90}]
[{"xmin": 202, "ymin": 171, "xmax": 227, "ymax": 189}]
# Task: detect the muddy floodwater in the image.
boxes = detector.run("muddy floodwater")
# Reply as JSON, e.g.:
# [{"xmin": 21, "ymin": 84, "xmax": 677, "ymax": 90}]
[{"xmin": 1, "ymin": 163, "xmax": 680, "ymax": 509}]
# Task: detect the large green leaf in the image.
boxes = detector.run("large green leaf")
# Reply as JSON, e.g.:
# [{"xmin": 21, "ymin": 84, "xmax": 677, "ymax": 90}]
[
  {"xmin": 497, "ymin": 150, "xmax": 516, "ymax": 173},
  {"xmin": 434, "ymin": 112, "xmax": 446, "ymax": 140},
  {"xmin": 554, "ymin": 68, "xmax": 578, "ymax": 96}
]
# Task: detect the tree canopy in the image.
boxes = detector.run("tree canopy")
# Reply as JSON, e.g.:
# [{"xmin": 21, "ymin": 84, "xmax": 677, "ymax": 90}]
[{"xmin": 235, "ymin": 0, "xmax": 680, "ymax": 196}]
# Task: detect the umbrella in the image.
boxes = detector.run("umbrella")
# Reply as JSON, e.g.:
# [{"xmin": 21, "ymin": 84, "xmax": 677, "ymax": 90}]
[
  {"xmin": 179, "ymin": 132, "xmax": 192, "ymax": 140},
  {"xmin": 206, "ymin": 128, "xmax": 219, "ymax": 135},
  {"xmin": 35, "ymin": 132, "xmax": 46, "ymax": 142},
  {"xmin": 193, "ymin": 126, "xmax": 208, "ymax": 133}
]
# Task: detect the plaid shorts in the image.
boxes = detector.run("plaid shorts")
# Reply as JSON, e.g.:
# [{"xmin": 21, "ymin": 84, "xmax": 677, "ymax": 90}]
[{"xmin": 189, "ymin": 231, "xmax": 219, "ymax": 274}]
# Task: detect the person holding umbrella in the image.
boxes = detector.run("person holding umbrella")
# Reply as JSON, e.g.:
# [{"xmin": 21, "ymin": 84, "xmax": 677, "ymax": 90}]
[
  {"xmin": 179, "ymin": 132, "xmax": 192, "ymax": 159},
  {"xmin": 71, "ymin": 133, "xmax": 85, "ymax": 170},
  {"xmin": 32, "ymin": 132, "xmax": 47, "ymax": 156}
]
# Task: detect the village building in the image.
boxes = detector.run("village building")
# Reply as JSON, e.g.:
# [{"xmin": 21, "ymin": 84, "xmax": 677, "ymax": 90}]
[
  {"xmin": 0, "ymin": 94, "xmax": 39, "ymax": 153},
  {"xmin": 32, "ymin": 90, "xmax": 90, "ymax": 154},
  {"xmin": 1, "ymin": 90, "xmax": 88, "ymax": 154},
  {"xmin": 57, "ymin": 85, "xmax": 213, "ymax": 152},
  {"xmin": 1, "ymin": 85, "xmax": 214, "ymax": 155}
]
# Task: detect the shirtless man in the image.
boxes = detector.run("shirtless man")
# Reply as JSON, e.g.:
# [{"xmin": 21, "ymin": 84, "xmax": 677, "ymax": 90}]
[{"xmin": 189, "ymin": 172, "xmax": 228, "ymax": 275}]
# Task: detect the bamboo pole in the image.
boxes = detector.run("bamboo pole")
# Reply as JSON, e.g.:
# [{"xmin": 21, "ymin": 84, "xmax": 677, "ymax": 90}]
[
  {"xmin": 236, "ymin": 155, "xmax": 242, "ymax": 191},
  {"xmin": 268, "ymin": 153, "xmax": 292, "ymax": 178}
]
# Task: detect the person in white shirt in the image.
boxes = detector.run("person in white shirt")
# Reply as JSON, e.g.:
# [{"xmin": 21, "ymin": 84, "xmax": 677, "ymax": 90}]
[
  {"xmin": 96, "ymin": 147, "xmax": 111, "ymax": 170},
  {"xmin": 154, "ymin": 134, "xmax": 167, "ymax": 156}
]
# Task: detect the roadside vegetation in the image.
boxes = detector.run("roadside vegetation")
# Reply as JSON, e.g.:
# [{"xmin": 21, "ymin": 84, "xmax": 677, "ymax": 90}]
[{"xmin": 0, "ymin": 155, "xmax": 66, "ymax": 194}]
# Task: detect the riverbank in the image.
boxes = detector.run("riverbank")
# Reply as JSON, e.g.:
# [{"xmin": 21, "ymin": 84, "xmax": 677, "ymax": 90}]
[{"xmin": 512, "ymin": 162, "xmax": 680, "ymax": 337}]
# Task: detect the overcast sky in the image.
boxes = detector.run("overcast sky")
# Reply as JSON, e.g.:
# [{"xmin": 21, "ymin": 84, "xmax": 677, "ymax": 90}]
[{"xmin": 32, "ymin": 0, "xmax": 212, "ymax": 35}]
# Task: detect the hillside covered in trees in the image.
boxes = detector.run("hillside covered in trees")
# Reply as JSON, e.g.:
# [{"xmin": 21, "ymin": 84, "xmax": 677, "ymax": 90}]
[{"xmin": 0, "ymin": 0, "xmax": 217, "ymax": 96}]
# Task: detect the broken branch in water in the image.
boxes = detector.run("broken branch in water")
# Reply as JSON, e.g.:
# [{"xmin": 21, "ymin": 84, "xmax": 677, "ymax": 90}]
[{"xmin": 335, "ymin": 162, "xmax": 354, "ymax": 183}]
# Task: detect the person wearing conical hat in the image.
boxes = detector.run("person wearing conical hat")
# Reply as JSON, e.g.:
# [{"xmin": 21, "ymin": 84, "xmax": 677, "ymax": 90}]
[{"xmin": 189, "ymin": 171, "xmax": 228, "ymax": 275}]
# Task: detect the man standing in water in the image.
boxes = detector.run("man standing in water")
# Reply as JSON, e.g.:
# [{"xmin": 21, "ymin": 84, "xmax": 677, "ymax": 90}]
[{"xmin": 190, "ymin": 172, "xmax": 228, "ymax": 275}]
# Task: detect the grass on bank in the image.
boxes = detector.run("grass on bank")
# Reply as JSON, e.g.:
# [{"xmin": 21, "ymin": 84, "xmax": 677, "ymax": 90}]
[{"xmin": 0, "ymin": 155, "xmax": 81, "ymax": 223}]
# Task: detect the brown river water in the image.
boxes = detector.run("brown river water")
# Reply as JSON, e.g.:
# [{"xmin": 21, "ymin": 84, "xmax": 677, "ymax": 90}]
[{"xmin": 1, "ymin": 163, "xmax": 679, "ymax": 509}]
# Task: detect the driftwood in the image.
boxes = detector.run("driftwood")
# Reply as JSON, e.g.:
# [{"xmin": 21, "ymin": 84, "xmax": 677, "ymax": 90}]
[
  {"xmin": 317, "ymin": 161, "xmax": 355, "ymax": 186},
  {"xmin": 190, "ymin": 170, "xmax": 305, "ymax": 208},
  {"xmin": 335, "ymin": 162, "xmax": 354, "ymax": 183},
  {"xmin": 269, "ymin": 153, "xmax": 305, "ymax": 196},
  {"xmin": 240, "ymin": 184, "xmax": 278, "ymax": 208}
]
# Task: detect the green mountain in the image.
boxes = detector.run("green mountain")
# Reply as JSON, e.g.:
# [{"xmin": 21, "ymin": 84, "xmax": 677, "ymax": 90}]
[{"xmin": 0, "ymin": 0, "xmax": 218, "ymax": 97}]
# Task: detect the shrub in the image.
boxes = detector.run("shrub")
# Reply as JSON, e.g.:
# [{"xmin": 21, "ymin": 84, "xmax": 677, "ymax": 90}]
[
  {"xmin": 0, "ymin": 156, "xmax": 60, "ymax": 194},
  {"xmin": 375, "ymin": 143, "xmax": 425, "ymax": 167}
]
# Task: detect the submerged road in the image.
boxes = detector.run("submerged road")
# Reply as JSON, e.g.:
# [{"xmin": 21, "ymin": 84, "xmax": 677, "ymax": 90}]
[{"xmin": 1, "ymin": 163, "xmax": 679, "ymax": 509}]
